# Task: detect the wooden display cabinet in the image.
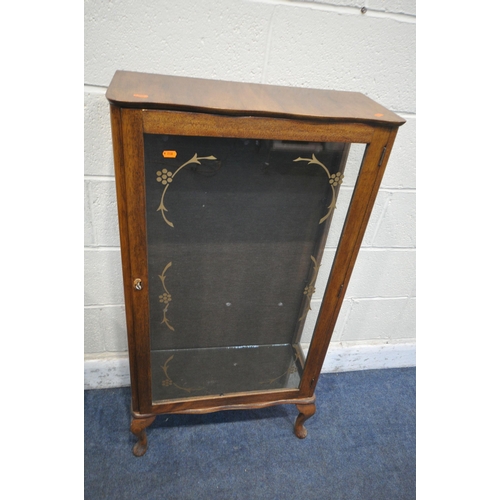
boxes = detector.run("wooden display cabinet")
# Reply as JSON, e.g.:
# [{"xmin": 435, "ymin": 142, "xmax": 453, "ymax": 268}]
[{"xmin": 106, "ymin": 70, "xmax": 405, "ymax": 456}]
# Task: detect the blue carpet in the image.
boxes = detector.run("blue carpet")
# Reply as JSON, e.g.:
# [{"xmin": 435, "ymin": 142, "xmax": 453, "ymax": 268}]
[{"xmin": 85, "ymin": 368, "xmax": 415, "ymax": 499}]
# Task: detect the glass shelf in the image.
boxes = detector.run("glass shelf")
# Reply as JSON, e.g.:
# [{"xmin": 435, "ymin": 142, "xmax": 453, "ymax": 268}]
[{"xmin": 151, "ymin": 344, "xmax": 303, "ymax": 402}]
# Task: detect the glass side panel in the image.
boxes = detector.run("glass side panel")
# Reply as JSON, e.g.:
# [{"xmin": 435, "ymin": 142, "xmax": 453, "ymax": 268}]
[
  {"xmin": 143, "ymin": 134, "xmax": 364, "ymax": 402},
  {"xmin": 298, "ymin": 143, "xmax": 365, "ymax": 354}
]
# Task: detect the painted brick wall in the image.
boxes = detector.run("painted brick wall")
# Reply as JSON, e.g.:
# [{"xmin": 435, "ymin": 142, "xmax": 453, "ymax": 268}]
[{"xmin": 84, "ymin": 0, "xmax": 416, "ymax": 384}]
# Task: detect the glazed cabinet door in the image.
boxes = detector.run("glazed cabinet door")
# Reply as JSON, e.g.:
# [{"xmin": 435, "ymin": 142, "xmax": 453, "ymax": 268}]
[{"xmin": 116, "ymin": 107, "xmax": 395, "ymax": 414}]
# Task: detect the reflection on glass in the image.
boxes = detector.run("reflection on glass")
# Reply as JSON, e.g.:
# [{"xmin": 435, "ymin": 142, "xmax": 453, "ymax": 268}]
[{"xmin": 143, "ymin": 135, "xmax": 362, "ymax": 402}]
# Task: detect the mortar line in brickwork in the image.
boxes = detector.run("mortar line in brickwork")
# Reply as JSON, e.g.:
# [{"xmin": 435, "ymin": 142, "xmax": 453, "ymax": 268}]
[
  {"xmin": 85, "ymin": 352, "xmax": 128, "ymax": 359},
  {"xmin": 379, "ymin": 188, "xmax": 415, "ymax": 193},
  {"xmin": 362, "ymin": 7, "xmax": 415, "ymax": 23},
  {"xmin": 356, "ymin": 247, "xmax": 416, "ymax": 252},
  {"xmin": 321, "ymin": 247, "xmax": 415, "ymax": 254},
  {"xmin": 393, "ymin": 111, "xmax": 416, "ymax": 118},
  {"xmin": 324, "ymin": 245, "xmax": 416, "ymax": 251},
  {"xmin": 334, "ymin": 339, "xmax": 416, "ymax": 346},
  {"xmin": 351, "ymin": 296, "xmax": 414, "ymax": 302},
  {"xmin": 261, "ymin": 5, "xmax": 277, "ymax": 83},
  {"xmin": 370, "ymin": 193, "xmax": 392, "ymax": 244},
  {"xmin": 85, "ymin": 179, "xmax": 98, "ymax": 248},
  {"xmin": 84, "ymin": 175, "xmax": 115, "ymax": 181},
  {"xmin": 248, "ymin": 0, "xmax": 416, "ymax": 23},
  {"xmin": 84, "ymin": 246, "xmax": 121, "ymax": 251},
  {"xmin": 85, "ymin": 304, "xmax": 125, "ymax": 310},
  {"xmin": 84, "ymin": 84, "xmax": 107, "ymax": 93},
  {"xmin": 334, "ymin": 297, "xmax": 353, "ymax": 339},
  {"xmin": 310, "ymin": 295, "xmax": 414, "ymax": 304}
]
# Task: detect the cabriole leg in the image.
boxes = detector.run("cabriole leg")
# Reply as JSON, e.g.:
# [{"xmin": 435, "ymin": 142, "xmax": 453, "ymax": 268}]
[
  {"xmin": 294, "ymin": 402, "xmax": 316, "ymax": 439},
  {"xmin": 130, "ymin": 415, "xmax": 156, "ymax": 457}
]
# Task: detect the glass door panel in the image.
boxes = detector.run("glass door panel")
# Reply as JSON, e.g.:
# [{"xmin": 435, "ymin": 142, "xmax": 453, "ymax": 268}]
[{"xmin": 143, "ymin": 134, "xmax": 364, "ymax": 402}]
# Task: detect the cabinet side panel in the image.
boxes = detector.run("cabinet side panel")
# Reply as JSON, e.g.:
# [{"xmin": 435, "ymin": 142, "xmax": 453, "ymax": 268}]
[
  {"xmin": 335, "ymin": 127, "xmax": 401, "ymax": 305},
  {"xmin": 301, "ymin": 126, "xmax": 399, "ymax": 394}
]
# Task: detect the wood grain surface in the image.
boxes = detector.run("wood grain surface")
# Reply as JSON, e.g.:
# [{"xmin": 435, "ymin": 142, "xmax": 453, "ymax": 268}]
[{"xmin": 107, "ymin": 70, "xmax": 405, "ymax": 126}]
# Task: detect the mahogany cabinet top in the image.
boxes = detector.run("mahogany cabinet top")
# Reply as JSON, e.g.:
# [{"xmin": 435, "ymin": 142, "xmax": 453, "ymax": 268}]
[{"xmin": 106, "ymin": 70, "xmax": 405, "ymax": 127}]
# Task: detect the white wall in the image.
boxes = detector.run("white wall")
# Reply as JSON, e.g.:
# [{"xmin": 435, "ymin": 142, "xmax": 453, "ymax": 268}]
[{"xmin": 84, "ymin": 0, "xmax": 416, "ymax": 388}]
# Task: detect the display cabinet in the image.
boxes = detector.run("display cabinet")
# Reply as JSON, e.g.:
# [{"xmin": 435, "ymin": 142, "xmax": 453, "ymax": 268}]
[{"xmin": 106, "ymin": 70, "xmax": 405, "ymax": 456}]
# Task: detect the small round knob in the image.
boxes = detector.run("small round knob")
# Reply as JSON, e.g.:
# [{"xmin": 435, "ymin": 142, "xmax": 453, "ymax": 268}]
[{"xmin": 133, "ymin": 278, "xmax": 143, "ymax": 291}]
